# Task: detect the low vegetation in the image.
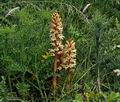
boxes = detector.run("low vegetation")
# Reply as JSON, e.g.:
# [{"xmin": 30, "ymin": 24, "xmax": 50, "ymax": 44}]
[{"xmin": 0, "ymin": 0, "xmax": 120, "ymax": 102}]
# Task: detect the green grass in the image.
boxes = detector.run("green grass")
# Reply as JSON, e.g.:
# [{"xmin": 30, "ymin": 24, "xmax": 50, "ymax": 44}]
[{"xmin": 0, "ymin": 0, "xmax": 120, "ymax": 101}]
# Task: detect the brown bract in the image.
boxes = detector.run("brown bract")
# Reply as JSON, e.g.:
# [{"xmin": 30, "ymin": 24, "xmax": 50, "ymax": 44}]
[
  {"xmin": 50, "ymin": 12, "xmax": 64, "ymax": 71},
  {"xmin": 63, "ymin": 39, "xmax": 76, "ymax": 70}
]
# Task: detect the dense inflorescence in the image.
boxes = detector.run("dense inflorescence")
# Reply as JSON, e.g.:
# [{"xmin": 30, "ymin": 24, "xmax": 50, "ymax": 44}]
[
  {"xmin": 50, "ymin": 12, "xmax": 64, "ymax": 71},
  {"xmin": 63, "ymin": 39, "xmax": 76, "ymax": 70}
]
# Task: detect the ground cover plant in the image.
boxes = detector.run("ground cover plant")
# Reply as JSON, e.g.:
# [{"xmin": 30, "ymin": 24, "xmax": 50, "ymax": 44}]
[{"xmin": 0, "ymin": 0, "xmax": 120, "ymax": 102}]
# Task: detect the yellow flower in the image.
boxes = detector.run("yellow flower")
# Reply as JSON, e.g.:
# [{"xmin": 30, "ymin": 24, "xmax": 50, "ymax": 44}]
[{"xmin": 42, "ymin": 52, "xmax": 50, "ymax": 59}]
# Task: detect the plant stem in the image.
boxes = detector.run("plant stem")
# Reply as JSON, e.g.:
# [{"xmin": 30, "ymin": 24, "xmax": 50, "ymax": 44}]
[
  {"xmin": 52, "ymin": 56, "xmax": 57, "ymax": 98},
  {"xmin": 66, "ymin": 68, "xmax": 72, "ymax": 92}
]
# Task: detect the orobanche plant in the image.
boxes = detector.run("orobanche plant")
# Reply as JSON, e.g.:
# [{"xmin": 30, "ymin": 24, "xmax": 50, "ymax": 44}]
[{"xmin": 49, "ymin": 11, "xmax": 76, "ymax": 94}]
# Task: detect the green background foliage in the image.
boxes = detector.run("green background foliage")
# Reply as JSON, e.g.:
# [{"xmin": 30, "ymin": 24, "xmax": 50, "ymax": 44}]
[{"xmin": 0, "ymin": 0, "xmax": 120, "ymax": 101}]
